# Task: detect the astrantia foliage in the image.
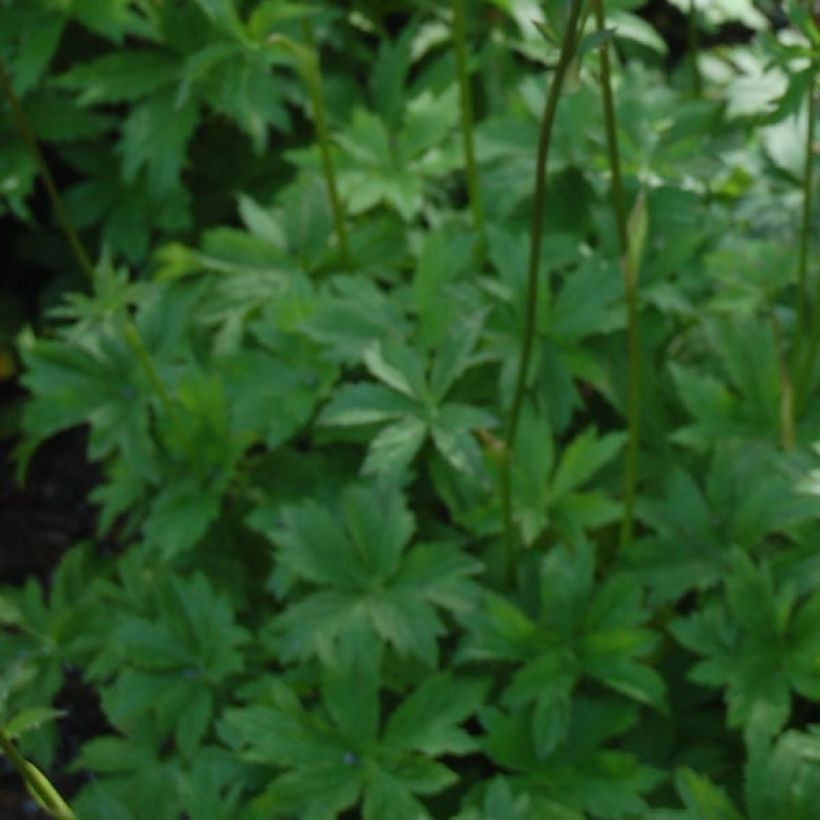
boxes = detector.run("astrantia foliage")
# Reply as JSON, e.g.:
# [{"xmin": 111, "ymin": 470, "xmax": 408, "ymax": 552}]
[
  {"xmin": 2, "ymin": 0, "xmax": 820, "ymax": 818},
  {"xmin": 250, "ymin": 482, "xmax": 481, "ymax": 665}
]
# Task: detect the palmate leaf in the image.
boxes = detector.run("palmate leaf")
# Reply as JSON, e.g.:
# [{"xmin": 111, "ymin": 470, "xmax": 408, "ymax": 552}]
[
  {"xmin": 511, "ymin": 404, "xmax": 624, "ymax": 545},
  {"xmin": 17, "ymin": 327, "xmax": 157, "ymax": 479},
  {"xmin": 463, "ymin": 540, "xmax": 665, "ymax": 747},
  {"xmin": 629, "ymin": 443, "xmax": 820, "ymax": 604},
  {"xmin": 257, "ymin": 484, "xmax": 480, "ymax": 664},
  {"xmin": 96, "ymin": 573, "xmax": 248, "ymax": 759},
  {"xmin": 219, "ymin": 349, "xmax": 324, "ymax": 448},
  {"xmin": 330, "ymin": 83, "xmax": 460, "ymax": 221},
  {"xmin": 481, "ymin": 697, "xmax": 660, "ymax": 819},
  {"xmin": 304, "ymin": 275, "xmax": 411, "ymax": 364},
  {"xmin": 627, "ymin": 468, "xmax": 725, "ymax": 604},
  {"xmin": 670, "ymin": 554, "xmax": 797, "ymax": 741},
  {"xmin": 320, "ymin": 317, "xmax": 494, "ymax": 478},
  {"xmin": 223, "ymin": 654, "xmax": 485, "ymax": 820}
]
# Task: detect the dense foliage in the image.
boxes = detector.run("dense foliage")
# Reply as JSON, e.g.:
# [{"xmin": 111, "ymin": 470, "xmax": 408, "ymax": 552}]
[{"xmin": 2, "ymin": 0, "xmax": 820, "ymax": 817}]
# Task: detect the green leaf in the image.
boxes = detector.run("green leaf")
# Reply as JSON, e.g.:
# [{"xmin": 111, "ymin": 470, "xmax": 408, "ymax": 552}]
[
  {"xmin": 383, "ymin": 674, "xmax": 487, "ymax": 756},
  {"xmin": 623, "ymin": 189, "xmax": 648, "ymax": 289},
  {"xmin": 321, "ymin": 644, "xmax": 381, "ymax": 750},
  {"xmin": 267, "ymin": 485, "xmax": 475, "ymax": 664},
  {"xmin": 236, "ymin": 193, "xmax": 287, "ymax": 249},
  {"xmin": 6, "ymin": 12, "xmax": 65, "ymax": 95},
  {"xmin": 675, "ymin": 768, "xmax": 743, "ymax": 819},
  {"xmin": 550, "ymin": 428, "xmax": 625, "ymax": 500},
  {"xmin": 363, "ymin": 340, "xmax": 427, "ymax": 401},
  {"xmin": 58, "ymin": 52, "xmax": 178, "ymax": 104},
  {"xmin": 429, "ymin": 311, "xmax": 486, "ymax": 402},
  {"xmin": 370, "ymin": 24, "xmax": 414, "ymax": 130},
  {"xmin": 120, "ymin": 90, "xmax": 199, "ymax": 194},
  {"xmin": 142, "ymin": 477, "xmax": 222, "ymax": 559},
  {"xmin": 341, "ymin": 484, "xmax": 415, "ymax": 580},
  {"xmin": 305, "ymin": 275, "xmax": 411, "ymax": 364},
  {"xmin": 319, "ymin": 383, "xmax": 417, "ymax": 427},
  {"xmin": 362, "ymin": 416, "xmax": 428, "ymax": 476},
  {"xmin": 3, "ymin": 708, "xmax": 66, "ymax": 739},
  {"xmin": 609, "ymin": 11, "xmax": 668, "ymax": 54},
  {"xmin": 191, "ymin": 0, "xmax": 245, "ymax": 37},
  {"xmin": 363, "ymin": 767, "xmax": 436, "ymax": 820},
  {"xmin": 221, "ymin": 350, "xmax": 320, "ymax": 447},
  {"xmin": 577, "ymin": 27, "xmax": 617, "ymax": 59},
  {"xmin": 511, "ymin": 403, "xmax": 555, "ymax": 545},
  {"xmin": 413, "ymin": 230, "xmax": 476, "ymax": 348},
  {"xmin": 432, "ymin": 402, "xmax": 495, "ymax": 476}
]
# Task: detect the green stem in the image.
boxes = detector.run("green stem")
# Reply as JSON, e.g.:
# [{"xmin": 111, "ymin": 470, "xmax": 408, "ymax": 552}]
[
  {"xmin": 796, "ymin": 68, "xmax": 818, "ymax": 411},
  {"xmin": 621, "ymin": 273, "xmax": 641, "ymax": 549},
  {"xmin": 0, "ymin": 728, "xmax": 76, "ymax": 819},
  {"xmin": 0, "ymin": 57, "xmax": 176, "ymax": 427},
  {"xmin": 122, "ymin": 321, "xmax": 180, "ymax": 428},
  {"xmin": 500, "ymin": 0, "xmax": 585, "ymax": 583},
  {"xmin": 453, "ymin": 0, "xmax": 486, "ymax": 254},
  {"xmin": 770, "ymin": 308, "xmax": 795, "ymax": 450},
  {"xmin": 591, "ymin": 0, "xmax": 640, "ymax": 549},
  {"xmin": 0, "ymin": 58, "xmax": 95, "ymax": 283},
  {"xmin": 688, "ymin": 0, "xmax": 703, "ymax": 99},
  {"xmin": 592, "ymin": 0, "xmax": 628, "ymax": 251},
  {"xmin": 301, "ymin": 18, "xmax": 350, "ymax": 269}
]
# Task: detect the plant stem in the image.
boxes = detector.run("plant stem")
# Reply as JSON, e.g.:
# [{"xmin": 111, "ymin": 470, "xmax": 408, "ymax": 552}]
[
  {"xmin": 123, "ymin": 321, "xmax": 181, "ymax": 428},
  {"xmin": 0, "ymin": 728, "xmax": 75, "ymax": 819},
  {"xmin": 591, "ymin": 1, "xmax": 628, "ymax": 252},
  {"xmin": 301, "ymin": 18, "xmax": 350, "ymax": 269},
  {"xmin": 688, "ymin": 0, "xmax": 702, "ymax": 99},
  {"xmin": 0, "ymin": 58, "xmax": 95, "ymax": 284},
  {"xmin": 590, "ymin": 0, "xmax": 641, "ymax": 549},
  {"xmin": 500, "ymin": 0, "xmax": 585, "ymax": 583},
  {"xmin": 1, "ymin": 56, "xmax": 179, "ymax": 429},
  {"xmin": 452, "ymin": 0, "xmax": 486, "ymax": 254},
  {"xmin": 770, "ymin": 308, "xmax": 795, "ymax": 450},
  {"xmin": 795, "ymin": 68, "xmax": 818, "ymax": 412}
]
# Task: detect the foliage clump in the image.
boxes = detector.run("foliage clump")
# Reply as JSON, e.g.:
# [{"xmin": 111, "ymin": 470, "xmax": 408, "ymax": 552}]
[{"xmin": 1, "ymin": 1, "xmax": 820, "ymax": 817}]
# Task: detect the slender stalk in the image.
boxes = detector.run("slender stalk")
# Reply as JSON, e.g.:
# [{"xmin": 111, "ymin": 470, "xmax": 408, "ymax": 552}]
[
  {"xmin": 0, "ymin": 728, "xmax": 75, "ymax": 819},
  {"xmin": 591, "ymin": 0, "xmax": 628, "ymax": 251},
  {"xmin": 1, "ymin": 56, "xmax": 180, "ymax": 429},
  {"xmin": 301, "ymin": 18, "xmax": 350, "ymax": 269},
  {"xmin": 453, "ymin": 0, "xmax": 486, "ymax": 253},
  {"xmin": 500, "ymin": 0, "xmax": 585, "ymax": 583},
  {"xmin": 770, "ymin": 309, "xmax": 795, "ymax": 450},
  {"xmin": 0, "ymin": 59, "xmax": 95, "ymax": 283},
  {"xmin": 590, "ymin": 0, "xmax": 641, "ymax": 549},
  {"xmin": 688, "ymin": 0, "xmax": 703, "ymax": 99},
  {"xmin": 795, "ymin": 69, "xmax": 818, "ymax": 411},
  {"xmin": 122, "ymin": 321, "xmax": 181, "ymax": 430}
]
